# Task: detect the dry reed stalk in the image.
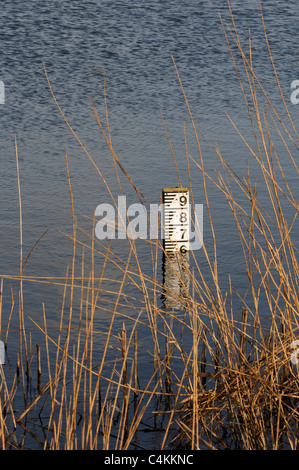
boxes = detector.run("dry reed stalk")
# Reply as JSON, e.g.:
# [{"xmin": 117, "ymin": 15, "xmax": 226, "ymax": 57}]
[
  {"xmin": 0, "ymin": 395, "xmax": 5, "ymax": 450},
  {"xmin": 15, "ymin": 135, "xmax": 28, "ymax": 392},
  {"xmin": 191, "ymin": 307, "xmax": 199, "ymax": 449},
  {"xmin": 120, "ymin": 322, "xmax": 128, "ymax": 425},
  {"xmin": 134, "ymin": 329, "xmax": 138, "ymax": 395}
]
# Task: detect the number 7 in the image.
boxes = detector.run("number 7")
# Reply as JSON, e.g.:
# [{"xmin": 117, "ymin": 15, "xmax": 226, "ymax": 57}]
[{"xmin": 181, "ymin": 228, "xmax": 187, "ymax": 239}]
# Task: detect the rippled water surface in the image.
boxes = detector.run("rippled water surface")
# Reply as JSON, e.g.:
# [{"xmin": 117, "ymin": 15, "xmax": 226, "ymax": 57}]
[{"xmin": 0, "ymin": 0, "xmax": 298, "ymax": 447}]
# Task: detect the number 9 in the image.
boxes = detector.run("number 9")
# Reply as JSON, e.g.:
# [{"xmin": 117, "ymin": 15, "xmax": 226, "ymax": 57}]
[{"xmin": 180, "ymin": 195, "xmax": 187, "ymax": 206}]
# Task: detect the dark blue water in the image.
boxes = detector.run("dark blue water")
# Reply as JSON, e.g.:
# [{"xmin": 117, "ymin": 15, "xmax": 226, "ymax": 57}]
[{"xmin": 0, "ymin": 0, "xmax": 298, "ymax": 448}]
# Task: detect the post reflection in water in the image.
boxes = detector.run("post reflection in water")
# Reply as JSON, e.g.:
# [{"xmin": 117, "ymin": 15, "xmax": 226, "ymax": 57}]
[{"xmin": 161, "ymin": 252, "xmax": 190, "ymax": 312}]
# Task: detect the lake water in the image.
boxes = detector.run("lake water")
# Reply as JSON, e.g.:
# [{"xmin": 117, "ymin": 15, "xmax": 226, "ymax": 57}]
[{"xmin": 0, "ymin": 0, "xmax": 298, "ymax": 449}]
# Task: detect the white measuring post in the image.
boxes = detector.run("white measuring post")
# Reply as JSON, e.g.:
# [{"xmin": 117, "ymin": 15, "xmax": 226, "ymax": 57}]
[{"xmin": 162, "ymin": 187, "xmax": 190, "ymax": 253}]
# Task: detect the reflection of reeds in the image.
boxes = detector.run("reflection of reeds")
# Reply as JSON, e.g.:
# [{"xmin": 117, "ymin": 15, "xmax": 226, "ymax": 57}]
[{"xmin": 1, "ymin": 0, "xmax": 299, "ymax": 450}]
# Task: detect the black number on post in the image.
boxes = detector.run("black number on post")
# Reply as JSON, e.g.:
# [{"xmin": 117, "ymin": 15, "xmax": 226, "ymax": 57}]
[
  {"xmin": 180, "ymin": 195, "xmax": 187, "ymax": 206},
  {"xmin": 180, "ymin": 212, "xmax": 187, "ymax": 223}
]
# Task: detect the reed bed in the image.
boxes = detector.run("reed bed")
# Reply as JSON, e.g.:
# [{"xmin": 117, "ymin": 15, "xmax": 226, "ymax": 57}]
[{"xmin": 1, "ymin": 0, "xmax": 299, "ymax": 450}]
